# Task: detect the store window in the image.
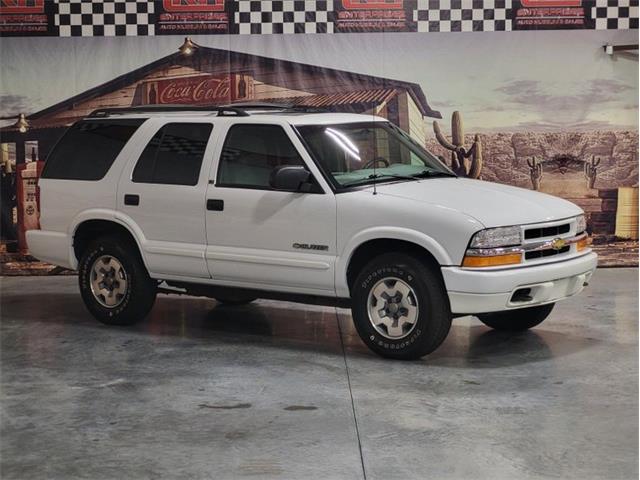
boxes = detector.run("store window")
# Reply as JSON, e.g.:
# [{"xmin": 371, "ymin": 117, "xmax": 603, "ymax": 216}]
[
  {"xmin": 24, "ymin": 140, "xmax": 38, "ymax": 163},
  {"xmin": 217, "ymin": 124, "xmax": 305, "ymax": 189},
  {"xmin": 132, "ymin": 123, "xmax": 212, "ymax": 186},
  {"xmin": 42, "ymin": 119, "xmax": 145, "ymax": 181}
]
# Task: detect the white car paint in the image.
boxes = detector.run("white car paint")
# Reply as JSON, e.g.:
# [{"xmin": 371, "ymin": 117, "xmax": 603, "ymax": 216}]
[{"xmin": 27, "ymin": 111, "xmax": 597, "ymax": 314}]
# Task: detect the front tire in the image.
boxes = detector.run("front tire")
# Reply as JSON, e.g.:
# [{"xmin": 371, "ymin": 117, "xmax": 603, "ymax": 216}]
[
  {"xmin": 478, "ymin": 303, "xmax": 555, "ymax": 331},
  {"xmin": 351, "ymin": 253, "xmax": 451, "ymax": 360},
  {"xmin": 78, "ymin": 235, "xmax": 156, "ymax": 326}
]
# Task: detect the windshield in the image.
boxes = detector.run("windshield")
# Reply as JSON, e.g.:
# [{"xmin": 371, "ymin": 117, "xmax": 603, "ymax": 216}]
[{"xmin": 296, "ymin": 122, "xmax": 454, "ymax": 188}]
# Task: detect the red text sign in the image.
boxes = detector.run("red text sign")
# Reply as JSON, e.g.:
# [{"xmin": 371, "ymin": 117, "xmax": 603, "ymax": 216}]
[
  {"xmin": 521, "ymin": 1, "xmax": 581, "ymax": 6},
  {"xmin": 342, "ymin": 0, "xmax": 403, "ymax": 9},
  {"xmin": 145, "ymin": 74, "xmax": 253, "ymax": 105},
  {"xmin": 162, "ymin": 0, "xmax": 225, "ymax": 12},
  {"xmin": 0, "ymin": 0, "xmax": 44, "ymax": 14}
]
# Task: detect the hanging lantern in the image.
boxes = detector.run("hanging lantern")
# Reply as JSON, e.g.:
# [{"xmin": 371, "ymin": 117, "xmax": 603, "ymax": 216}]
[
  {"xmin": 178, "ymin": 37, "xmax": 198, "ymax": 56},
  {"xmin": 14, "ymin": 113, "xmax": 29, "ymax": 134}
]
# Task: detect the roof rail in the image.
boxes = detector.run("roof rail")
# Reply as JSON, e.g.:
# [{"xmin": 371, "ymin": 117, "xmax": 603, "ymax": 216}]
[
  {"xmin": 88, "ymin": 104, "xmax": 250, "ymax": 118},
  {"xmin": 222, "ymin": 102, "xmax": 293, "ymax": 110},
  {"xmin": 223, "ymin": 102, "xmax": 329, "ymax": 113}
]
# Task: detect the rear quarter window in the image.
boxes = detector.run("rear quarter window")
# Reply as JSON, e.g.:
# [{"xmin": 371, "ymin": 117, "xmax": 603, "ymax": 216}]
[{"xmin": 41, "ymin": 119, "xmax": 145, "ymax": 181}]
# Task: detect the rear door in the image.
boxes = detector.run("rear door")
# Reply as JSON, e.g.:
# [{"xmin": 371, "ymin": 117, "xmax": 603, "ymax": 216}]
[
  {"xmin": 204, "ymin": 121, "xmax": 337, "ymax": 295},
  {"xmin": 118, "ymin": 119, "xmax": 216, "ymax": 278}
]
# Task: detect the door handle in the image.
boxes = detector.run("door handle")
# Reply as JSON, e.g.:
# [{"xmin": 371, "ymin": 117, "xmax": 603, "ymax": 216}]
[
  {"xmin": 124, "ymin": 194, "xmax": 139, "ymax": 206},
  {"xmin": 207, "ymin": 199, "xmax": 224, "ymax": 211}
]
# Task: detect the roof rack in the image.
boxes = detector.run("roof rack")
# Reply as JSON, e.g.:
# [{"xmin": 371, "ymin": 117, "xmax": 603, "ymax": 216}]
[
  {"xmin": 221, "ymin": 102, "xmax": 294, "ymax": 110},
  {"xmin": 223, "ymin": 102, "xmax": 329, "ymax": 113},
  {"xmin": 88, "ymin": 104, "xmax": 250, "ymax": 118}
]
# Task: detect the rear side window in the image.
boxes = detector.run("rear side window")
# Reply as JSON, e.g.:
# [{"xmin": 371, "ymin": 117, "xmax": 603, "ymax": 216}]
[
  {"xmin": 132, "ymin": 123, "xmax": 212, "ymax": 186},
  {"xmin": 42, "ymin": 119, "xmax": 145, "ymax": 181}
]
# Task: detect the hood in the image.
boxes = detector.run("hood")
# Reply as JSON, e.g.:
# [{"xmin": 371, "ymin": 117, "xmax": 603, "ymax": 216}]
[{"xmin": 369, "ymin": 178, "xmax": 582, "ymax": 228}]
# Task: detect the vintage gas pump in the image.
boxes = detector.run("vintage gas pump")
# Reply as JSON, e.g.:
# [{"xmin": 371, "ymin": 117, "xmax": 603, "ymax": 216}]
[{"xmin": 16, "ymin": 159, "xmax": 44, "ymax": 254}]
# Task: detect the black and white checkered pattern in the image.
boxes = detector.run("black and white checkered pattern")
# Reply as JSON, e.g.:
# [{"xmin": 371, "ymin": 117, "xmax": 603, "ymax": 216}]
[
  {"xmin": 235, "ymin": 0, "xmax": 334, "ymax": 34},
  {"xmin": 591, "ymin": 0, "xmax": 639, "ymax": 30},
  {"xmin": 414, "ymin": 0, "xmax": 512, "ymax": 32},
  {"xmin": 161, "ymin": 134, "xmax": 208, "ymax": 156},
  {"xmin": 40, "ymin": 0, "xmax": 640, "ymax": 37},
  {"xmin": 55, "ymin": 0, "xmax": 155, "ymax": 37}
]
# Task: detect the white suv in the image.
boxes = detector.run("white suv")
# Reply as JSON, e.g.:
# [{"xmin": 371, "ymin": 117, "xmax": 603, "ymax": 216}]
[{"xmin": 27, "ymin": 104, "xmax": 597, "ymax": 360}]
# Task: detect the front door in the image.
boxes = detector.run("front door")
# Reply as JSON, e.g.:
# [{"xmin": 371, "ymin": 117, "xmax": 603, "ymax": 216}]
[{"xmin": 204, "ymin": 122, "xmax": 337, "ymax": 295}]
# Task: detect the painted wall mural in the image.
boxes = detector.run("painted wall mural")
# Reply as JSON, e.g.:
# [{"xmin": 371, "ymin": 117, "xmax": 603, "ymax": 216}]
[{"xmin": 0, "ymin": 2, "xmax": 637, "ymax": 271}]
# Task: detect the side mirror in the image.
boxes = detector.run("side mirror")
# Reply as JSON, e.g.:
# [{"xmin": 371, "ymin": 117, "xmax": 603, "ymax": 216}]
[{"xmin": 269, "ymin": 165, "xmax": 312, "ymax": 192}]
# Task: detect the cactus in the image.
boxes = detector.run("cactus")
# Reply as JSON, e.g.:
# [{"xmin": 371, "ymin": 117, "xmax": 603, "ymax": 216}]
[
  {"xmin": 584, "ymin": 155, "xmax": 600, "ymax": 189},
  {"xmin": 433, "ymin": 111, "xmax": 482, "ymax": 178},
  {"xmin": 527, "ymin": 157, "xmax": 543, "ymax": 190}
]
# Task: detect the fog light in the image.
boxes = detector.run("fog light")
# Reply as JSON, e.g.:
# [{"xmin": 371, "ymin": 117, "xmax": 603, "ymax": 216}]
[{"xmin": 462, "ymin": 253, "xmax": 522, "ymax": 268}]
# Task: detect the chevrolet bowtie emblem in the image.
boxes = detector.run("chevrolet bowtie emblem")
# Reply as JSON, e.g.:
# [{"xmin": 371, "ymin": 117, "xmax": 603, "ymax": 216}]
[{"xmin": 551, "ymin": 238, "xmax": 567, "ymax": 250}]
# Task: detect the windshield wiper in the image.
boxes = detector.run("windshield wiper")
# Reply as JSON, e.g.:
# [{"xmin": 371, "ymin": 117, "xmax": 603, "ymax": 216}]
[
  {"xmin": 341, "ymin": 173, "xmax": 418, "ymax": 187},
  {"xmin": 411, "ymin": 170, "xmax": 457, "ymax": 178},
  {"xmin": 341, "ymin": 170, "xmax": 456, "ymax": 188}
]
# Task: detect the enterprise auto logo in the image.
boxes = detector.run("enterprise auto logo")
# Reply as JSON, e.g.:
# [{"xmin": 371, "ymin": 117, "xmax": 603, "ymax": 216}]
[
  {"xmin": 293, "ymin": 243, "xmax": 329, "ymax": 251},
  {"xmin": 0, "ymin": 0, "xmax": 45, "ymax": 13},
  {"xmin": 162, "ymin": 0, "xmax": 225, "ymax": 12}
]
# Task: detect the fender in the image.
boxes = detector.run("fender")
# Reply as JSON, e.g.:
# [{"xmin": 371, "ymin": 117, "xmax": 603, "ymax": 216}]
[
  {"xmin": 335, "ymin": 227, "xmax": 452, "ymax": 297},
  {"xmin": 68, "ymin": 209, "xmax": 149, "ymax": 270}
]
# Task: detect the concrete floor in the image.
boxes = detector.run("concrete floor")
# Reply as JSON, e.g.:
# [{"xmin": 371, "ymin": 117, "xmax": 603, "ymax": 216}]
[{"xmin": 1, "ymin": 269, "xmax": 637, "ymax": 480}]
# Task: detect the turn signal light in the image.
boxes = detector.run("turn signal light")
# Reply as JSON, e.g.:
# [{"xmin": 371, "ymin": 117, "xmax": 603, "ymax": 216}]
[
  {"xmin": 462, "ymin": 253, "xmax": 522, "ymax": 268},
  {"xmin": 576, "ymin": 236, "xmax": 591, "ymax": 252}
]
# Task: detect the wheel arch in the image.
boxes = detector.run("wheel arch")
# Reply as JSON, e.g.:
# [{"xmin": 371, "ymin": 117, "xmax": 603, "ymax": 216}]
[
  {"xmin": 70, "ymin": 214, "xmax": 147, "ymax": 270},
  {"xmin": 338, "ymin": 229, "xmax": 451, "ymax": 297}
]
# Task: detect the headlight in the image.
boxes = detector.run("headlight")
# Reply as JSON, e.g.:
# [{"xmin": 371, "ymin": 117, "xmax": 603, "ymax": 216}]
[
  {"xmin": 463, "ymin": 226, "xmax": 523, "ymax": 267},
  {"xmin": 575, "ymin": 214, "xmax": 587, "ymax": 234},
  {"xmin": 469, "ymin": 226, "xmax": 521, "ymax": 248}
]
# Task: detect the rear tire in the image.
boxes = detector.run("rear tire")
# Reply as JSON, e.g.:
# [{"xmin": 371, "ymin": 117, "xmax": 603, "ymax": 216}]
[
  {"xmin": 78, "ymin": 235, "xmax": 156, "ymax": 326},
  {"xmin": 351, "ymin": 252, "xmax": 451, "ymax": 360},
  {"xmin": 478, "ymin": 303, "xmax": 555, "ymax": 331}
]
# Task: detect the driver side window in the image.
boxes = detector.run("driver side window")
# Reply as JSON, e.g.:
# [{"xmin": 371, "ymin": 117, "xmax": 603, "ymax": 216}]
[{"xmin": 217, "ymin": 124, "xmax": 306, "ymax": 189}]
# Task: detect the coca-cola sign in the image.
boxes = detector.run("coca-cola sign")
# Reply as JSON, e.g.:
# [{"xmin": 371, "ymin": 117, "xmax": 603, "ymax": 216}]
[{"xmin": 144, "ymin": 74, "xmax": 253, "ymax": 105}]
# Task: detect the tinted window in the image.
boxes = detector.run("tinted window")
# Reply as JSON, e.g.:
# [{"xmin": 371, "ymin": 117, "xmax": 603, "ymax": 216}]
[
  {"xmin": 217, "ymin": 124, "xmax": 305, "ymax": 189},
  {"xmin": 42, "ymin": 119, "xmax": 145, "ymax": 181},
  {"xmin": 132, "ymin": 123, "xmax": 212, "ymax": 186}
]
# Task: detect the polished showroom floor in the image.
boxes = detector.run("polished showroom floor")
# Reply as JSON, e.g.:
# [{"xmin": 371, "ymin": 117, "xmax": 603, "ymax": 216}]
[{"xmin": 1, "ymin": 269, "xmax": 637, "ymax": 480}]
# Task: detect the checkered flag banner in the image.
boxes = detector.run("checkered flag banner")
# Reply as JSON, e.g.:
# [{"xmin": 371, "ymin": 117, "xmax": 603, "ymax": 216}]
[
  {"xmin": 234, "ymin": 0, "xmax": 335, "ymax": 34},
  {"xmin": 2, "ymin": 0, "xmax": 637, "ymax": 37},
  {"xmin": 592, "ymin": 0, "xmax": 639, "ymax": 30},
  {"xmin": 55, "ymin": 0, "xmax": 155, "ymax": 37},
  {"xmin": 414, "ymin": 0, "xmax": 512, "ymax": 33}
]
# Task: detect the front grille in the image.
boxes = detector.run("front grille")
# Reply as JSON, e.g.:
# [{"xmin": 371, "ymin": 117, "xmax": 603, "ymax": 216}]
[
  {"xmin": 524, "ymin": 223, "xmax": 570, "ymax": 240},
  {"xmin": 525, "ymin": 245, "xmax": 570, "ymax": 260}
]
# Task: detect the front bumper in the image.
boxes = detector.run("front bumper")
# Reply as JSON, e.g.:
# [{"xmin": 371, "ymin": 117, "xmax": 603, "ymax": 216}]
[{"xmin": 442, "ymin": 251, "xmax": 598, "ymax": 314}]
